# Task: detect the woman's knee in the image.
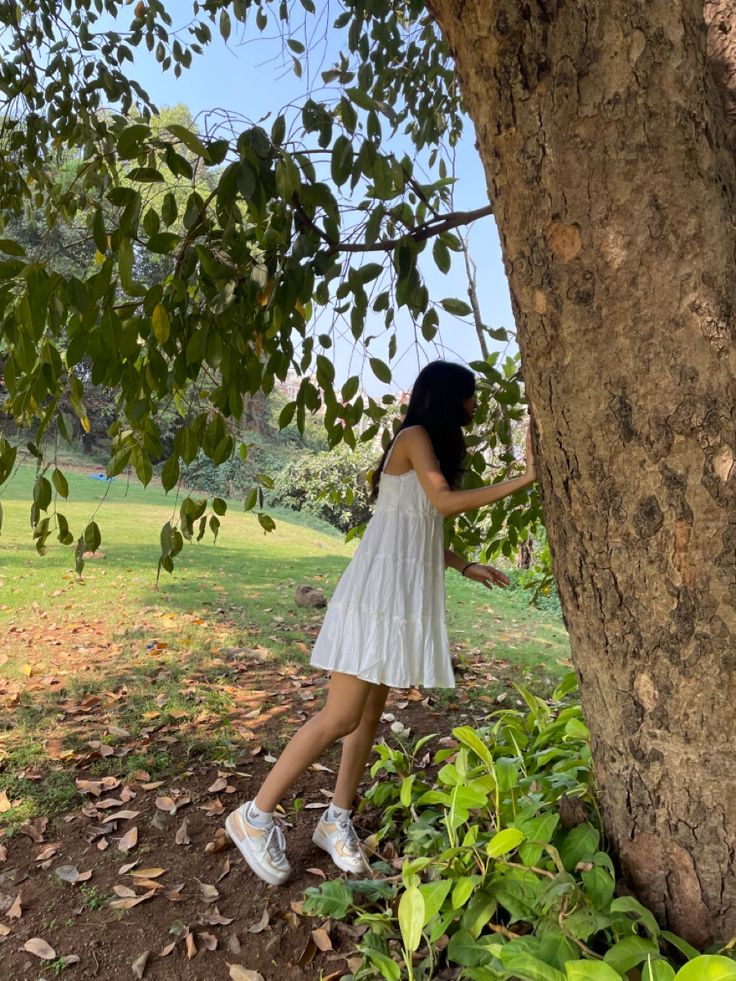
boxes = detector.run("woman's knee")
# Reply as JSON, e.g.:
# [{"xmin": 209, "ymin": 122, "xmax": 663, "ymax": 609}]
[{"xmin": 316, "ymin": 706, "xmax": 362, "ymax": 739}]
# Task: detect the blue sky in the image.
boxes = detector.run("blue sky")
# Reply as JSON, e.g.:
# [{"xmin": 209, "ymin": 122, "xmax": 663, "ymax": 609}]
[{"xmin": 121, "ymin": 12, "xmax": 515, "ymax": 394}]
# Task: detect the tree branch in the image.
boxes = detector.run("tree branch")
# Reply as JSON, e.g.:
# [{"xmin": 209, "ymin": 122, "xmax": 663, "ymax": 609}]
[{"xmin": 292, "ymin": 195, "xmax": 493, "ymax": 254}]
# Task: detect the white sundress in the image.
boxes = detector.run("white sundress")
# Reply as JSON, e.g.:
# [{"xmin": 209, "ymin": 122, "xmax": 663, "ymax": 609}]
[{"xmin": 309, "ymin": 429, "xmax": 455, "ymax": 689}]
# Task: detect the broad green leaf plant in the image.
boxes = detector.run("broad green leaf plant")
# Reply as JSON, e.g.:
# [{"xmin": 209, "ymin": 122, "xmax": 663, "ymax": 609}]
[
  {"xmin": 0, "ymin": 0, "xmax": 539, "ymax": 575},
  {"xmin": 302, "ymin": 676, "xmax": 736, "ymax": 979}
]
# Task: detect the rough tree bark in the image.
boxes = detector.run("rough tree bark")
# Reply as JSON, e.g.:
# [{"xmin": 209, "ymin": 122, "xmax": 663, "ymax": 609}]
[{"xmin": 429, "ymin": 0, "xmax": 736, "ymax": 946}]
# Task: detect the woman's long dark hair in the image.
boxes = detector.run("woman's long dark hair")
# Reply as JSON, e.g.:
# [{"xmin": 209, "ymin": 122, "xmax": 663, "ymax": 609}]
[{"xmin": 371, "ymin": 360, "xmax": 476, "ymax": 498}]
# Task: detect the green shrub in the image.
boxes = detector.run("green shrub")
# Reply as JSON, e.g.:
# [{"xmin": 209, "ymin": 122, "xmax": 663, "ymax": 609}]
[
  {"xmin": 302, "ymin": 676, "xmax": 734, "ymax": 980},
  {"xmin": 270, "ymin": 443, "xmax": 375, "ymax": 532}
]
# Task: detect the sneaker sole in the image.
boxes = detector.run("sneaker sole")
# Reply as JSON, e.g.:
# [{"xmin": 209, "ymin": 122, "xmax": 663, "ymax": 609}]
[
  {"xmin": 225, "ymin": 812, "xmax": 290, "ymax": 886},
  {"xmin": 312, "ymin": 827, "xmax": 368, "ymax": 875}
]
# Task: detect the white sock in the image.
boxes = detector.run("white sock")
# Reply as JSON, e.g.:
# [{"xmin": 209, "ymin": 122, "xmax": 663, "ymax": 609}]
[
  {"xmin": 327, "ymin": 803, "xmax": 351, "ymax": 822},
  {"xmin": 246, "ymin": 800, "xmax": 274, "ymax": 827}
]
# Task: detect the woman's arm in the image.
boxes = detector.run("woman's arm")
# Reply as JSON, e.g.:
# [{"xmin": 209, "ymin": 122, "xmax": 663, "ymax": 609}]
[
  {"xmin": 443, "ymin": 548, "xmax": 467, "ymax": 573},
  {"xmin": 407, "ymin": 427, "xmax": 536, "ymax": 519},
  {"xmin": 444, "ymin": 548, "xmax": 511, "ymax": 589}
]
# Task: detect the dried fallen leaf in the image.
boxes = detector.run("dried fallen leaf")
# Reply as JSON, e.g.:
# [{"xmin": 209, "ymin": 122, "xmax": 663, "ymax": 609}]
[
  {"xmin": 207, "ymin": 777, "xmax": 227, "ymax": 794},
  {"xmin": 130, "ymin": 867, "xmax": 166, "ymax": 879},
  {"xmin": 109, "ymin": 888, "xmax": 155, "ymax": 910},
  {"xmin": 113, "ymin": 885, "xmax": 137, "ymax": 898},
  {"xmin": 119, "ymin": 860, "xmax": 139, "ymax": 874},
  {"xmin": 216, "ymin": 855, "xmax": 231, "ymax": 882},
  {"xmin": 311, "ymin": 927, "xmax": 332, "ymax": 952},
  {"xmin": 0, "ymin": 923, "xmax": 11, "ymax": 937},
  {"xmin": 24, "ymin": 937, "xmax": 56, "ymax": 960},
  {"xmin": 57, "ymin": 955, "xmax": 80, "ymax": 969},
  {"xmin": 199, "ymin": 799, "xmax": 224, "ymax": 817},
  {"xmin": 164, "ymin": 883, "xmax": 185, "ymax": 901},
  {"xmin": 228, "ymin": 967, "xmax": 265, "ymax": 981},
  {"xmin": 104, "ymin": 810, "xmax": 140, "ymax": 823},
  {"xmin": 290, "ymin": 900, "xmax": 304, "ymax": 916},
  {"xmin": 0, "ymin": 790, "xmax": 11, "ymax": 813},
  {"xmin": 197, "ymin": 881, "xmax": 219, "ymax": 903},
  {"xmin": 198, "ymin": 905, "xmax": 234, "ymax": 926},
  {"xmin": 175, "ymin": 819, "xmax": 190, "ymax": 846},
  {"xmin": 35, "ymin": 843, "xmax": 61, "ymax": 862},
  {"xmin": 204, "ymin": 828, "xmax": 231, "ymax": 853},
  {"xmin": 7, "ymin": 894, "xmax": 21, "ymax": 919},
  {"xmin": 155, "ymin": 797, "xmax": 177, "ymax": 813},
  {"xmin": 185, "ymin": 932, "xmax": 197, "ymax": 959},
  {"xmin": 306, "ymin": 867, "xmax": 326, "ymax": 879},
  {"xmin": 197, "ymin": 932, "xmax": 217, "ymax": 951},
  {"xmin": 159, "ymin": 941, "xmax": 176, "ymax": 957},
  {"xmin": 54, "ymin": 865, "xmax": 92, "ymax": 884},
  {"xmin": 0, "ymin": 844, "xmax": 6, "ymax": 863},
  {"xmin": 118, "ymin": 827, "xmax": 138, "ymax": 852},
  {"xmin": 246, "ymin": 908, "xmax": 269, "ymax": 934},
  {"xmin": 131, "ymin": 950, "xmax": 149, "ymax": 979},
  {"xmin": 19, "ymin": 817, "xmax": 47, "ymax": 843}
]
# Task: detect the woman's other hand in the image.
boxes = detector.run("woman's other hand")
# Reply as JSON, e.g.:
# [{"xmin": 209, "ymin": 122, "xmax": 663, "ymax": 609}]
[{"xmin": 465, "ymin": 564, "xmax": 510, "ymax": 589}]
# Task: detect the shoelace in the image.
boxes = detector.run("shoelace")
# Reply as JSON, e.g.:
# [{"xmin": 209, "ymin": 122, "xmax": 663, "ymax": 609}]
[{"xmin": 336, "ymin": 816, "xmax": 360, "ymax": 853}]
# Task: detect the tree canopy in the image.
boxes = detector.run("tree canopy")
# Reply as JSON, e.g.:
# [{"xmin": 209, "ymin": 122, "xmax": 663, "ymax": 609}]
[{"xmin": 0, "ymin": 0, "xmax": 539, "ymax": 576}]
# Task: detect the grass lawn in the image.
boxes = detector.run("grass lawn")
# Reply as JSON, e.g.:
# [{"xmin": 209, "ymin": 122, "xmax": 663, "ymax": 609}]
[{"xmin": 0, "ymin": 462, "xmax": 571, "ymax": 831}]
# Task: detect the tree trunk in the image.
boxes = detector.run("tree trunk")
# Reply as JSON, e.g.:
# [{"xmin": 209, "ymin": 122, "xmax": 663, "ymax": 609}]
[{"xmin": 429, "ymin": 0, "xmax": 736, "ymax": 946}]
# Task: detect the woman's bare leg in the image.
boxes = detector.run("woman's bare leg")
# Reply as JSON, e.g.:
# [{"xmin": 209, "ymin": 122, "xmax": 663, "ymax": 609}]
[
  {"xmin": 331, "ymin": 683, "xmax": 390, "ymax": 809},
  {"xmin": 254, "ymin": 672, "xmax": 377, "ymax": 813}
]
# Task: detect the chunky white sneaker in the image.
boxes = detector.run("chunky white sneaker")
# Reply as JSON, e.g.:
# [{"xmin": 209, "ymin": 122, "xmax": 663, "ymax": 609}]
[
  {"xmin": 225, "ymin": 801, "xmax": 291, "ymax": 886},
  {"xmin": 312, "ymin": 810, "xmax": 369, "ymax": 874}
]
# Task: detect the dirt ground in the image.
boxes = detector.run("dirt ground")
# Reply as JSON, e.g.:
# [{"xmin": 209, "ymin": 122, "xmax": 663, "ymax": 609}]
[{"xmin": 0, "ymin": 666, "xmax": 497, "ymax": 981}]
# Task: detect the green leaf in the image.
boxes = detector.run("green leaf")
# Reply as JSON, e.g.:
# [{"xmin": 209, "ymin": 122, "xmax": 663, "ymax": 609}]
[
  {"xmin": 447, "ymin": 929, "xmax": 492, "ymax": 968},
  {"xmin": 486, "ymin": 827, "xmax": 526, "ymax": 858},
  {"xmin": 674, "ymin": 957, "xmax": 736, "ymax": 981},
  {"xmin": 147, "ymin": 232, "xmax": 180, "ymax": 254},
  {"xmin": 398, "ymin": 884, "xmax": 424, "ymax": 952},
  {"xmin": 258, "ymin": 512, "xmax": 276, "ymax": 533},
  {"xmin": 451, "ymin": 876, "xmax": 479, "ymax": 910},
  {"xmin": 433, "ymin": 239, "xmax": 451, "ymax": 274},
  {"xmin": 341, "ymin": 376, "xmax": 360, "ymax": 401},
  {"xmin": 440, "ymin": 297, "xmax": 472, "ymax": 317},
  {"xmin": 161, "ymin": 455, "xmax": 180, "ymax": 493},
  {"xmin": 369, "ymin": 358, "xmax": 391, "ymax": 384},
  {"xmin": 500, "ymin": 951, "xmax": 566, "ymax": 981},
  {"xmin": 604, "ymin": 937, "xmax": 660, "ymax": 975},
  {"xmin": 363, "ymin": 949, "xmax": 400, "ymax": 981},
  {"xmin": 643, "ymin": 963, "xmax": 676, "ymax": 981},
  {"xmin": 565, "ymin": 962, "xmax": 622, "ymax": 980},
  {"xmin": 151, "ymin": 304, "xmax": 171, "ymax": 344},
  {"xmin": 560, "ymin": 822, "xmax": 599, "ymax": 871},
  {"xmin": 660, "ymin": 933, "xmax": 701, "ymax": 962},
  {"xmin": 243, "ymin": 488, "xmax": 258, "ymax": 512},
  {"xmin": 303, "ymin": 880, "xmax": 353, "ymax": 918},
  {"xmin": 34, "ymin": 475, "xmax": 52, "ymax": 512},
  {"xmin": 0, "ymin": 239, "xmax": 26, "ymax": 256},
  {"xmin": 418, "ymin": 880, "xmax": 452, "ymax": 926},
  {"xmin": 84, "ymin": 521, "xmax": 102, "ymax": 553},
  {"xmin": 167, "ymin": 123, "xmax": 209, "ymax": 159},
  {"xmin": 212, "ymin": 497, "xmax": 227, "ymax": 516},
  {"xmin": 331, "ymin": 134, "xmax": 354, "ymax": 187},
  {"xmin": 52, "ymin": 468, "xmax": 69, "ymax": 499},
  {"xmin": 126, "ymin": 167, "xmax": 165, "ymax": 183},
  {"xmin": 279, "ymin": 402, "xmax": 297, "ymax": 428},
  {"xmin": 271, "ymin": 114, "xmax": 286, "ymax": 145},
  {"xmin": 116, "ymin": 123, "xmax": 149, "ymax": 158},
  {"xmin": 219, "ymin": 8, "xmax": 232, "ymax": 41}
]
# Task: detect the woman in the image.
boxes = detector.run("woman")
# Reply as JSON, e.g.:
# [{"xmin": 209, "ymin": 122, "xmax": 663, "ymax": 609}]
[{"xmin": 225, "ymin": 360, "xmax": 537, "ymax": 884}]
